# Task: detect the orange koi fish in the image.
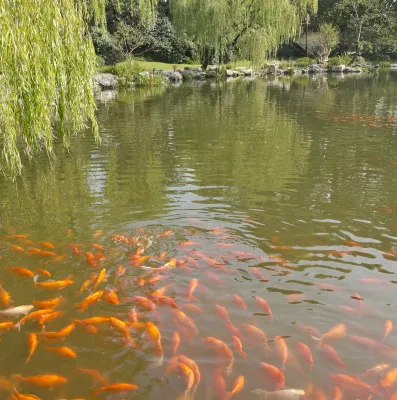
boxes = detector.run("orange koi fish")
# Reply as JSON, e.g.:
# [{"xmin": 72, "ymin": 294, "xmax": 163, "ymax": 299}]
[
  {"xmin": 77, "ymin": 291, "xmax": 103, "ymax": 311},
  {"xmin": 75, "ymin": 317, "xmax": 109, "ymax": 325},
  {"xmin": 109, "ymin": 317, "xmax": 130, "ymax": 338},
  {"xmin": 7, "ymin": 234, "xmax": 28, "ymax": 239},
  {"xmin": 11, "ymin": 387, "xmax": 39, "ymax": 400},
  {"xmin": 214, "ymin": 369, "xmax": 228, "ymax": 400},
  {"xmin": 321, "ymin": 344, "xmax": 346, "ymax": 368},
  {"xmin": 128, "ymin": 296, "xmax": 156, "ymax": 311},
  {"xmin": 38, "ymin": 311, "xmax": 64, "ymax": 328},
  {"xmin": 34, "ymin": 275, "xmax": 74, "ymax": 290},
  {"xmin": 202, "ymin": 337, "xmax": 234, "ymax": 375},
  {"xmin": 171, "ymin": 310, "xmax": 199, "ymax": 339},
  {"xmin": 261, "ymin": 362, "xmax": 285, "ymax": 389},
  {"xmin": 358, "ymin": 364, "xmax": 389, "ymax": 379},
  {"xmin": 39, "ymin": 241, "xmax": 55, "ymax": 249},
  {"xmin": 384, "ymin": 320, "xmax": 393, "ymax": 340},
  {"xmin": 215, "ymin": 305, "xmax": 232, "ymax": 325},
  {"xmin": 92, "ymin": 383, "xmax": 138, "ymax": 396},
  {"xmin": 297, "ymin": 342, "xmax": 313, "ymax": 369},
  {"xmin": 242, "ymin": 324, "xmax": 272, "ymax": 353},
  {"xmin": 228, "ymin": 375, "xmax": 244, "ymax": 398},
  {"xmin": 313, "ymin": 323, "xmax": 346, "ymax": 344},
  {"xmin": 39, "ymin": 323, "xmax": 75, "ymax": 340},
  {"xmin": 13, "ymin": 374, "xmax": 67, "ymax": 387},
  {"xmin": 178, "ymin": 355, "xmax": 201, "ymax": 393},
  {"xmin": 0, "ymin": 285, "xmax": 11, "ymax": 306},
  {"xmin": 187, "ymin": 278, "xmax": 198, "ymax": 301},
  {"xmin": 44, "ymin": 346, "xmax": 77, "ymax": 359},
  {"xmin": 35, "ymin": 268, "xmax": 51, "ymax": 277},
  {"xmin": 329, "ymin": 374, "xmax": 380, "ymax": 397},
  {"xmin": 254, "ymin": 296, "xmax": 273, "ymax": 320},
  {"xmin": 0, "ymin": 321, "xmax": 15, "ymax": 334},
  {"xmin": 381, "ymin": 368, "xmax": 397, "ymax": 388},
  {"xmin": 103, "ymin": 289, "xmax": 119, "ymax": 305},
  {"xmin": 231, "ymin": 294, "xmax": 246, "ymax": 311},
  {"xmin": 337, "ymin": 305, "xmax": 362, "ymax": 316},
  {"xmin": 33, "ymin": 296, "xmax": 63, "ymax": 310},
  {"xmin": 315, "ymin": 388, "xmax": 327, "ymax": 400},
  {"xmin": 79, "ymin": 275, "xmax": 96, "ymax": 293},
  {"xmin": 332, "ymin": 385, "xmax": 343, "ymax": 400},
  {"xmin": 172, "ymin": 331, "xmax": 180, "ymax": 355},
  {"xmin": 116, "ymin": 266, "xmax": 126, "ymax": 276},
  {"xmin": 350, "ymin": 336, "xmax": 379, "ymax": 349},
  {"xmin": 10, "ymin": 245, "xmax": 24, "ymax": 253},
  {"xmin": 8, "ymin": 266, "xmax": 35, "ymax": 277},
  {"xmin": 25, "ymin": 333, "xmax": 38, "ymax": 364},
  {"xmin": 275, "ymin": 336, "xmax": 288, "ymax": 370},
  {"xmin": 85, "ymin": 252, "xmax": 97, "ymax": 268},
  {"xmin": 344, "ymin": 240, "xmax": 364, "ymax": 248},
  {"xmin": 182, "ymin": 304, "xmax": 204, "ymax": 314},
  {"xmin": 15, "ymin": 309, "xmax": 53, "ymax": 330},
  {"xmin": 232, "ymin": 336, "xmax": 247, "ymax": 359},
  {"xmin": 250, "ymin": 267, "xmax": 268, "ymax": 281},
  {"xmin": 190, "ymin": 251, "xmax": 224, "ymax": 268},
  {"xmin": 77, "ymin": 368, "xmax": 109, "ymax": 385},
  {"xmin": 178, "ymin": 363, "xmax": 194, "ymax": 396}
]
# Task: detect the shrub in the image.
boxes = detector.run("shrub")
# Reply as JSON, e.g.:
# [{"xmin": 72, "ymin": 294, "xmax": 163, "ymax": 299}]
[
  {"xmin": 135, "ymin": 73, "xmax": 169, "ymax": 87},
  {"xmin": 90, "ymin": 27, "xmax": 124, "ymax": 65},
  {"xmin": 328, "ymin": 55, "xmax": 352, "ymax": 67},
  {"xmin": 286, "ymin": 67, "xmax": 295, "ymax": 75},
  {"xmin": 295, "ymin": 57, "xmax": 315, "ymax": 67},
  {"xmin": 279, "ymin": 60, "xmax": 290, "ymax": 68}
]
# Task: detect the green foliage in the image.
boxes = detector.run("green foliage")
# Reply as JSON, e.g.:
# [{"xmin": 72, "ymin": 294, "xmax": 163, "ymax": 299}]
[
  {"xmin": 279, "ymin": 60, "xmax": 291, "ymax": 68},
  {"xmin": 170, "ymin": 0, "xmax": 318, "ymax": 66},
  {"xmin": 135, "ymin": 73, "xmax": 169, "ymax": 87},
  {"xmin": 90, "ymin": 27, "xmax": 125, "ymax": 64},
  {"xmin": 296, "ymin": 57, "xmax": 316, "ymax": 67},
  {"xmin": 328, "ymin": 54, "xmax": 352, "ymax": 66},
  {"xmin": 0, "ymin": 0, "xmax": 99, "ymax": 177}
]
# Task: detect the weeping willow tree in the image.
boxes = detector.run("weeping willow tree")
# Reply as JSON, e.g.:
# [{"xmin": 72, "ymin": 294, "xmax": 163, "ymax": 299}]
[
  {"xmin": 170, "ymin": 0, "xmax": 318, "ymax": 66},
  {"xmin": 0, "ymin": 0, "xmax": 158, "ymax": 178}
]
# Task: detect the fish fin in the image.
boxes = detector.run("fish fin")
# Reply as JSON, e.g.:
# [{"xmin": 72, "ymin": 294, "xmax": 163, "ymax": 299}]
[
  {"xmin": 311, "ymin": 335, "xmax": 323, "ymax": 342},
  {"xmin": 33, "ymin": 275, "xmax": 40, "ymax": 284},
  {"xmin": 241, "ymin": 351, "xmax": 248, "ymax": 359},
  {"xmin": 11, "ymin": 374, "xmax": 23, "ymax": 382},
  {"xmin": 14, "ymin": 322, "xmax": 21, "ymax": 331},
  {"xmin": 251, "ymin": 389, "xmax": 268, "ymax": 399}
]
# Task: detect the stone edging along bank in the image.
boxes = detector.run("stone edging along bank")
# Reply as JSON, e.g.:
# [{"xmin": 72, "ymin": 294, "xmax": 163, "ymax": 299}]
[{"xmin": 93, "ymin": 63, "xmax": 374, "ymax": 91}]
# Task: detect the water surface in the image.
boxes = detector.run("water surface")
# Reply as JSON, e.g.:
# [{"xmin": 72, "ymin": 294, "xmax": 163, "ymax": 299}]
[{"xmin": 1, "ymin": 72, "xmax": 397, "ymax": 399}]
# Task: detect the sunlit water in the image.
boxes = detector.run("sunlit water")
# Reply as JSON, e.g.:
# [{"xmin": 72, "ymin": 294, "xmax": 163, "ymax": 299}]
[{"xmin": 1, "ymin": 72, "xmax": 397, "ymax": 399}]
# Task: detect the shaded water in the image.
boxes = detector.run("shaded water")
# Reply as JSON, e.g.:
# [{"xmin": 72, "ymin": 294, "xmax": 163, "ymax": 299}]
[{"xmin": 1, "ymin": 72, "xmax": 397, "ymax": 399}]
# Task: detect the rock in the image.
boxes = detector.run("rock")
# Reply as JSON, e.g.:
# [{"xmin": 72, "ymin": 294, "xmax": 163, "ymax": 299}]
[
  {"xmin": 332, "ymin": 65, "xmax": 345, "ymax": 72},
  {"xmin": 225, "ymin": 69, "xmax": 239, "ymax": 77},
  {"xmin": 208, "ymin": 65, "xmax": 218, "ymax": 72},
  {"xmin": 94, "ymin": 90, "xmax": 117, "ymax": 102},
  {"xmin": 205, "ymin": 71, "xmax": 217, "ymax": 78},
  {"xmin": 93, "ymin": 73, "xmax": 118, "ymax": 89},
  {"xmin": 266, "ymin": 63, "xmax": 279, "ymax": 74},
  {"xmin": 391, "ymin": 64, "xmax": 397, "ymax": 68},
  {"xmin": 182, "ymin": 69, "xmax": 206, "ymax": 80},
  {"xmin": 162, "ymin": 71, "xmax": 183, "ymax": 83},
  {"xmin": 308, "ymin": 64, "xmax": 324, "ymax": 74},
  {"xmin": 343, "ymin": 67, "xmax": 362, "ymax": 73}
]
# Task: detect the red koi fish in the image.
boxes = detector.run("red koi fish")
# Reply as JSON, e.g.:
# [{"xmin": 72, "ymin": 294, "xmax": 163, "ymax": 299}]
[
  {"xmin": 231, "ymin": 294, "xmax": 246, "ymax": 310},
  {"xmin": 254, "ymin": 296, "xmax": 273, "ymax": 320},
  {"xmin": 329, "ymin": 374, "xmax": 380, "ymax": 397},
  {"xmin": 297, "ymin": 342, "xmax": 313, "ymax": 370},
  {"xmin": 261, "ymin": 362, "xmax": 285, "ymax": 389},
  {"xmin": 320, "ymin": 344, "xmax": 346, "ymax": 368},
  {"xmin": 274, "ymin": 336, "xmax": 288, "ymax": 370}
]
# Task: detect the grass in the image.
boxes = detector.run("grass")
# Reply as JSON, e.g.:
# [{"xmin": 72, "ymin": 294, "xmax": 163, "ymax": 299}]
[{"xmin": 99, "ymin": 59, "xmax": 201, "ymax": 73}]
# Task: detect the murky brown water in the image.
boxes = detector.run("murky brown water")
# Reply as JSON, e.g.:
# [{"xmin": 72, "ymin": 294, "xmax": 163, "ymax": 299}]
[{"xmin": 1, "ymin": 72, "xmax": 397, "ymax": 399}]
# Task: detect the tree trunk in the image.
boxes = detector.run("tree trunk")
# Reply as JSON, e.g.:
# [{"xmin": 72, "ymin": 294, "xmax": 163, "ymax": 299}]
[{"xmin": 356, "ymin": 22, "xmax": 363, "ymax": 55}]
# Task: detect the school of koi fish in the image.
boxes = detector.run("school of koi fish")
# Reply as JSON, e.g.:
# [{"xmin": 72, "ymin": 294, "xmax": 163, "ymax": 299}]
[
  {"xmin": 0, "ymin": 226, "xmax": 396, "ymax": 400},
  {"xmin": 332, "ymin": 113, "xmax": 396, "ymax": 128}
]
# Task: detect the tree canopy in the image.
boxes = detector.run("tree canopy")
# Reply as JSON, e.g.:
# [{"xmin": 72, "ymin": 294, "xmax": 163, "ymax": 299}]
[{"xmin": 170, "ymin": 0, "xmax": 318, "ymax": 65}]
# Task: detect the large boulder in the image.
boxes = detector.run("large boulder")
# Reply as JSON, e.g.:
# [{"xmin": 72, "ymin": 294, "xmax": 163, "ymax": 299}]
[
  {"xmin": 308, "ymin": 64, "xmax": 324, "ymax": 74},
  {"xmin": 182, "ymin": 68, "xmax": 207, "ymax": 80},
  {"xmin": 331, "ymin": 65, "xmax": 345, "ymax": 72},
  {"xmin": 162, "ymin": 71, "xmax": 183, "ymax": 83},
  {"xmin": 226, "ymin": 69, "xmax": 239, "ymax": 77},
  {"xmin": 93, "ymin": 73, "xmax": 118, "ymax": 89}
]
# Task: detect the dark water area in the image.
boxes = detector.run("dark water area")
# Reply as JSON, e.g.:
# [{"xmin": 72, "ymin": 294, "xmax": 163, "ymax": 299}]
[{"xmin": 1, "ymin": 72, "xmax": 397, "ymax": 399}]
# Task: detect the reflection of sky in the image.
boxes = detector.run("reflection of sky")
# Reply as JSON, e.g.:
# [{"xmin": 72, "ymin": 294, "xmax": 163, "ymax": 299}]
[{"xmin": 86, "ymin": 152, "xmax": 108, "ymax": 202}]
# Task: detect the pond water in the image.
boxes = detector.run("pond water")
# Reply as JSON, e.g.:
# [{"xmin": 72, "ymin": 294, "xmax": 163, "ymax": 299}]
[{"xmin": 1, "ymin": 72, "xmax": 397, "ymax": 400}]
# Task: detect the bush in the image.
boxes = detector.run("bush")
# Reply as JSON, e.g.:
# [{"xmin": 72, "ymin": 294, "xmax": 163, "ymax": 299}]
[
  {"xmin": 328, "ymin": 55, "xmax": 352, "ymax": 67},
  {"xmin": 90, "ymin": 27, "xmax": 124, "ymax": 65},
  {"xmin": 135, "ymin": 73, "xmax": 169, "ymax": 87},
  {"xmin": 286, "ymin": 67, "xmax": 295, "ymax": 75},
  {"xmin": 279, "ymin": 60, "xmax": 290, "ymax": 68},
  {"xmin": 295, "ymin": 57, "xmax": 315, "ymax": 67}
]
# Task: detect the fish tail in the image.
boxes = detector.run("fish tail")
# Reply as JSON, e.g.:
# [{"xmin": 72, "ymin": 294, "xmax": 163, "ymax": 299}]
[
  {"xmin": 33, "ymin": 274, "xmax": 40, "ymax": 284},
  {"xmin": 12, "ymin": 374, "xmax": 23, "ymax": 382},
  {"xmin": 311, "ymin": 334, "xmax": 323, "ymax": 342},
  {"xmin": 14, "ymin": 322, "xmax": 21, "ymax": 331},
  {"xmin": 241, "ymin": 351, "xmax": 248, "ymax": 359}
]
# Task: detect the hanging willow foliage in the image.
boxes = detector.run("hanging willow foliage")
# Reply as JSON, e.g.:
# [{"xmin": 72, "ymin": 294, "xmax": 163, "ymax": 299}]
[
  {"xmin": 170, "ymin": 0, "xmax": 318, "ymax": 65},
  {"xmin": 0, "ymin": 0, "xmax": 99, "ymax": 177}
]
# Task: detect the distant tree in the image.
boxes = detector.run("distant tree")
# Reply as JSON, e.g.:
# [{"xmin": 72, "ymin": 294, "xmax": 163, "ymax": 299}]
[
  {"xmin": 170, "ymin": 0, "xmax": 318, "ymax": 68},
  {"xmin": 297, "ymin": 23, "xmax": 339, "ymax": 62}
]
